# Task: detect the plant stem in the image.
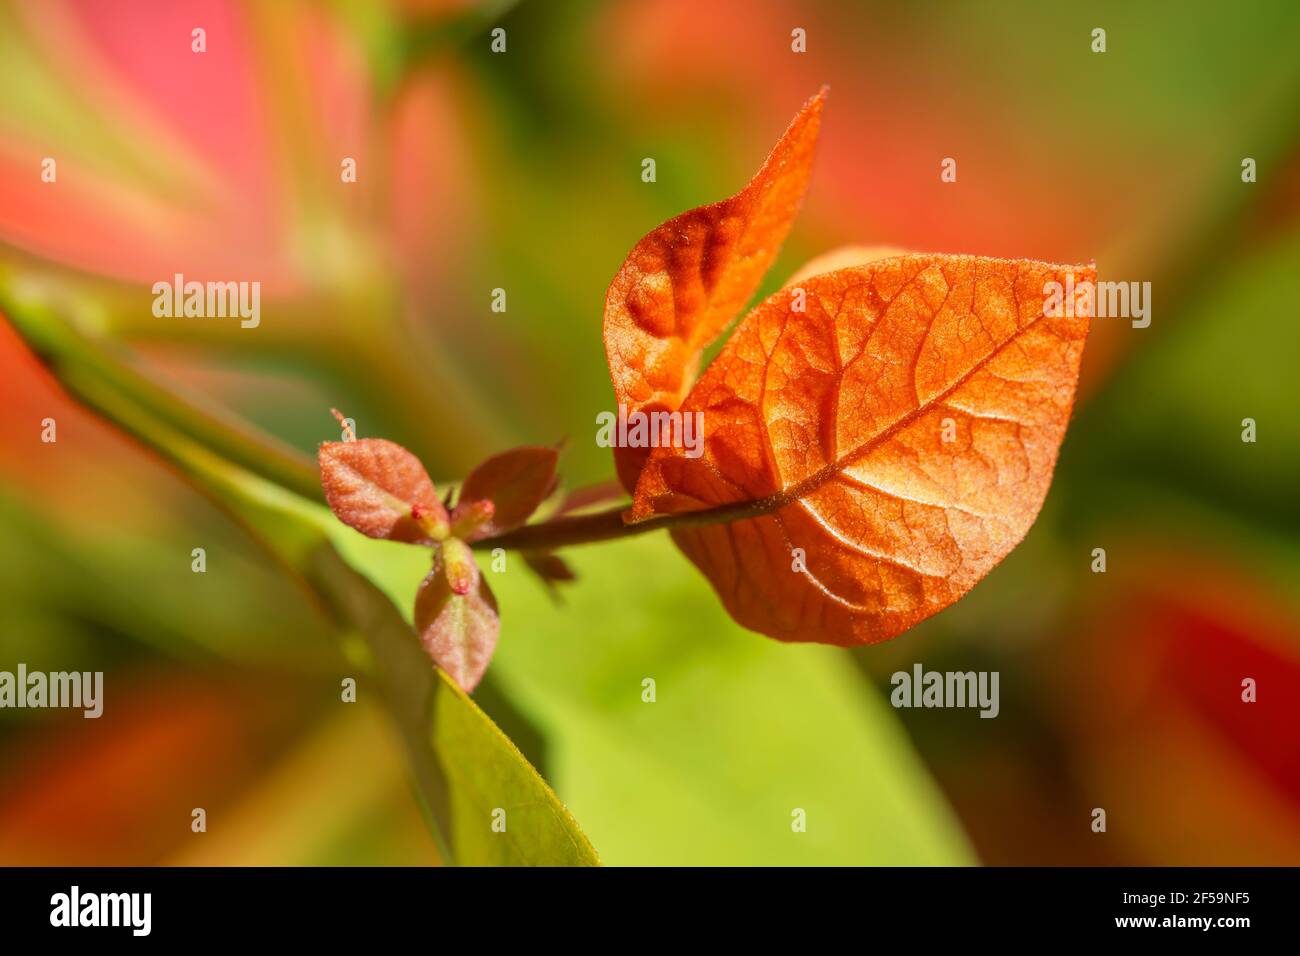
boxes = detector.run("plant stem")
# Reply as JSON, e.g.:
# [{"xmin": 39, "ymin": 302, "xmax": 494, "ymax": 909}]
[
  {"xmin": 0, "ymin": 280, "xmax": 788, "ymax": 556},
  {"xmin": 472, "ymin": 487, "xmax": 795, "ymax": 553},
  {"xmin": 471, "ymin": 504, "xmax": 638, "ymax": 551}
]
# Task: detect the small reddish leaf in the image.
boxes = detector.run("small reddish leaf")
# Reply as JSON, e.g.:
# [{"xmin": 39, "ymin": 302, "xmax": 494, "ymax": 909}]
[
  {"xmin": 318, "ymin": 438, "xmax": 446, "ymax": 542},
  {"xmin": 603, "ymin": 88, "xmax": 827, "ymax": 492},
  {"xmin": 630, "ymin": 254, "xmax": 1093, "ymax": 646},
  {"xmin": 556, "ymin": 480, "xmax": 627, "ymax": 515},
  {"xmin": 455, "ymin": 446, "xmax": 559, "ymax": 539},
  {"xmin": 522, "ymin": 550, "xmax": 577, "ymax": 600},
  {"xmin": 414, "ymin": 558, "xmax": 500, "ymax": 693}
]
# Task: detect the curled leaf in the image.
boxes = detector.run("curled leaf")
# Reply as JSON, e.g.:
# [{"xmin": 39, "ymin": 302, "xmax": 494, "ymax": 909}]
[
  {"xmin": 783, "ymin": 245, "xmax": 908, "ymax": 288},
  {"xmin": 319, "ymin": 438, "xmax": 447, "ymax": 543},
  {"xmin": 455, "ymin": 445, "xmax": 559, "ymax": 539},
  {"xmin": 631, "ymin": 255, "xmax": 1093, "ymax": 646},
  {"xmin": 415, "ymin": 557, "xmax": 500, "ymax": 693},
  {"xmin": 603, "ymin": 88, "xmax": 827, "ymax": 492}
]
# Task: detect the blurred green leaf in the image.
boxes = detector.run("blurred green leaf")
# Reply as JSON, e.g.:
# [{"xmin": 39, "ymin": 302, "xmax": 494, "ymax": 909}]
[
  {"xmin": 497, "ymin": 535, "xmax": 975, "ymax": 865},
  {"xmin": 341, "ymin": 533, "xmax": 975, "ymax": 865},
  {"xmin": 0, "ymin": 292, "xmax": 598, "ymax": 866},
  {"xmin": 0, "ymin": 272, "xmax": 322, "ymax": 499},
  {"xmin": 2, "ymin": 274, "xmax": 966, "ymax": 864},
  {"xmin": 0, "ymin": 490, "xmax": 329, "ymax": 670},
  {"xmin": 1065, "ymin": 229, "xmax": 1300, "ymax": 538}
]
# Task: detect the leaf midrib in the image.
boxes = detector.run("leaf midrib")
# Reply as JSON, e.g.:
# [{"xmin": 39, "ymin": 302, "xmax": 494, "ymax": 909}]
[{"xmin": 666, "ymin": 291, "xmax": 1050, "ymax": 530}]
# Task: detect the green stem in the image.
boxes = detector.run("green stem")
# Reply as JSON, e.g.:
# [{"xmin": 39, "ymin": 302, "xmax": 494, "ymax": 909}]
[
  {"xmin": 0, "ymin": 280, "xmax": 782, "ymax": 555},
  {"xmin": 0, "ymin": 277, "xmax": 322, "ymax": 500}
]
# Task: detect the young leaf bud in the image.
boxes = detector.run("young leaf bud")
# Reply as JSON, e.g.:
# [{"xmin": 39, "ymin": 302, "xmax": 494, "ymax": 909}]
[
  {"xmin": 450, "ymin": 499, "xmax": 495, "ymax": 539},
  {"xmin": 440, "ymin": 537, "xmax": 479, "ymax": 596}
]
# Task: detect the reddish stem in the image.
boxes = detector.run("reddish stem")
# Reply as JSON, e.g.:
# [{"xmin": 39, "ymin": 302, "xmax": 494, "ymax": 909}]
[{"xmin": 469, "ymin": 483, "xmax": 798, "ymax": 553}]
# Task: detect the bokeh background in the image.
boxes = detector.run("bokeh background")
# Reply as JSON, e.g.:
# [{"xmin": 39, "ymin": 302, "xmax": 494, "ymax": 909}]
[{"xmin": 1, "ymin": 0, "xmax": 1298, "ymax": 865}]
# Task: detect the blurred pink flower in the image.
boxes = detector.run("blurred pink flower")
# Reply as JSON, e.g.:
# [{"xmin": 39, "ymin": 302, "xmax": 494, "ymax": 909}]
[{"xmin": 0, "ymin": 0, "xmax": 469, "ymax": 301}]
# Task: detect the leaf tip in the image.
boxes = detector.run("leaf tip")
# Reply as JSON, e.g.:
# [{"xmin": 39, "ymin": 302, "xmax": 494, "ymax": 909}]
[{"xmin": 329, "ymin": 407, "xmax": 356, "ymax": 442}]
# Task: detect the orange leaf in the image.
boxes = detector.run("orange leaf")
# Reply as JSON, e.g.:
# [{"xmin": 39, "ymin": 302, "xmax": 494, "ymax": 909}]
[
  {"xmin": 603, "ymin": 88, "xmax": 827, "ymax": 492},
  {"xmin": 782, "ymin": 245, "xmax": 908, "ymax": 288},
  {"xmin": 630, "ymin": 255, "xmax": 1093, "ymax": 646},
  {"xmin": 318, "ymin": 438, "xmax": 446, "ymax": 543}
]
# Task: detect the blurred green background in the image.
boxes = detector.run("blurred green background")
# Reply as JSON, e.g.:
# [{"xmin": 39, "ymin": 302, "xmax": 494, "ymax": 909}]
[{"xmin": 1, "ymin": 0, "xmax": 1298, "ymax": 865}]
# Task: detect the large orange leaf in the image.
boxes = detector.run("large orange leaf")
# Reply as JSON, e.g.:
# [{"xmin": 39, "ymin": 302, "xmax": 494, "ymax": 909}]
[
  {"xmin": 629, "ymin": 254, "xmax": 1093, "ymax": 646},
  {"xmin": 603, "ymin": 88, "xmax": 826, "ymax": 491}
]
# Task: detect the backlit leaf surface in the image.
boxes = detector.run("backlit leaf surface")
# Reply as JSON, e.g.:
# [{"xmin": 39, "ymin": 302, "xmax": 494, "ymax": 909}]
[
  {"xmin": 415, "ymin": 560, "xmax": 501, "ymax": 693},
  {"xmin": 631, "ymin": 255, "xmax": 1093, "ymax": 645},
  {"xmin": 603, "ymin": 89, "xmax": 826, "ymax": 491},
  {"xmin": 319, "ymin": 438, "xmax": 445, "ymax": 543}
]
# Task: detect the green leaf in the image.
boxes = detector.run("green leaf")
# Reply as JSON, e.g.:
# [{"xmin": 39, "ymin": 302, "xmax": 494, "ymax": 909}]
[
  {"xmin": 0, "ymin": 273, "xmax": 322, "ymax": 500},
  {"xmin": 3, "ymin": 278, "xmax": 960, "ymax": 864},
  {"xmin": 342, "ymin": 532, "xmax": 975, "ymax": 865},
  {"xmin": 0, "ymin": 289, "xmax": 598, "ymax": 866}
]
